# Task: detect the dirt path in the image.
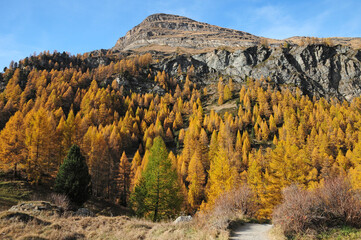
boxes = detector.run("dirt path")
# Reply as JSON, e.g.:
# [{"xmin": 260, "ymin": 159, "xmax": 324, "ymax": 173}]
[{"xmin": 229, "ymin": 223, "xmax": 273, "ymax": 240}]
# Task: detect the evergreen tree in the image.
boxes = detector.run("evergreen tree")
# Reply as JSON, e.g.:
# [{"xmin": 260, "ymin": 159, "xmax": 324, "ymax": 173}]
[
  {"xmin": 130, "ymin": 136, "xmax": 182, "ymax": 221},
  {"xmin": 54, "ymin": 145, "xmax": 91, "ymax": 205}
]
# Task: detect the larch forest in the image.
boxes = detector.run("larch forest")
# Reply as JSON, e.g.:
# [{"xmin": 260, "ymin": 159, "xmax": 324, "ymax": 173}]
[{"xmin": 1, "ymin": 12, "xmax": 361, "ymax": 240}]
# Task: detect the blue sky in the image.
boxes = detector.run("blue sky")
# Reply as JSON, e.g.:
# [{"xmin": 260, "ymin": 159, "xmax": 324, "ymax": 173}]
[{"xmin": 1, "ymin": 0, "xmax": 360, "ymax": 71}]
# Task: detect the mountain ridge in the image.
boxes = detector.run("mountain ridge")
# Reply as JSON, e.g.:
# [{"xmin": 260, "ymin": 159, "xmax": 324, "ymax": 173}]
[
  {"xmin": 112, "ymin": 13, "xmax": 361, "ymax": 52},
  {"xmin": 112, "ymin": 13, "xmax": 264, "ymax": 51}
]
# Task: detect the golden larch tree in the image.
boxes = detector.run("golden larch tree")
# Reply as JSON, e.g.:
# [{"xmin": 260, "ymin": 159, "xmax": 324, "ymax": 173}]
[
  {"xmin": 206, "ymin": 146, "xmax": 238, "ymax": 207},
  {"xmin": 118, "ymin": 151, "xmax": 131, "ymax": 206},
  {"xmin": 186, "ymin": 148, "xmax": 206, "ymax": 210}
]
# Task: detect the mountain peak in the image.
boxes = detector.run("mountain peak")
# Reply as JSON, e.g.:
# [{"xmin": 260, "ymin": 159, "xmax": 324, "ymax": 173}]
[
  {"xmin": 112, "ymin": 13, "xmax": 261, "ymax": 52},
  {"xmin": 112, "ymin": 13, "xmax": 361, "ymax": 52},
  {"xmin": 142, "ymin": 13, "xmax": 194, "ymax": 23}
]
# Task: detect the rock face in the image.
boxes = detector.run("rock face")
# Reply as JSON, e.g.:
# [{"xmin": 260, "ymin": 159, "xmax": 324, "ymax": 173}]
[
  {"xmin": 195, "ymin": 45, "xmax": 361, "ymax": 100},
  {"xmin": 155, "ymin": 45, "xmax": 361, "ymax": 100}
]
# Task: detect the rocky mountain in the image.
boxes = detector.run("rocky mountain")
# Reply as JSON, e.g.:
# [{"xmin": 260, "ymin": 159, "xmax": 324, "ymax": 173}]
[
  {"xmin": 111, "ymin": 13, "xmax": 361, "ymax": 100},
  {"xmin": 113, "ymin": 13, "xmax": 361, "ymax": 52},
  {"xmin": 112, "ymin": 13, "xmax": 263, "ymax": 52}
]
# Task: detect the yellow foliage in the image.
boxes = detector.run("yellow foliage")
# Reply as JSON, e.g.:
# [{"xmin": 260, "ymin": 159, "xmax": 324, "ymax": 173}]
[
  {"xmin": 187, "ymin": 149, "xmax": 206, "ymax": 209},
  {"xmin": 206, "ymin": 146, "xmax": 238, "ymax": 207}
]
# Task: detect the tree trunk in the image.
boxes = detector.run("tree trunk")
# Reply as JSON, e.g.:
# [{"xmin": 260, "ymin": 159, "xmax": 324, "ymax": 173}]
[
  {"xmin": 13, "ymin": 163, "xmax": 17, "ymax": 179},
  {"xmin": 153, "ymin": 171, "xmax": 160, "ymax": 222}
]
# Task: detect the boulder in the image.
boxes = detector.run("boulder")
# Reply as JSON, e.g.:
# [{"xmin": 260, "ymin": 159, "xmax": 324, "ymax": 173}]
[
  {"xmin": 74, "ymin": 208, "xmax": 94, "ymax": 217},
  {"xmin": 8, "ymin": 201, "xmax": 63, "ymax": 216},
  {"xmin": 173, "ymin": 215, "xmax": 192, "ymax": 224}
]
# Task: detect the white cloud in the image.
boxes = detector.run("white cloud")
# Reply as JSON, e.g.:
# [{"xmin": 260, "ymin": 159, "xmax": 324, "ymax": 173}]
[
  {"xmin": 228, "ymin": 3, "xmax": 335, "ymax": 39},
  {"xmin": 254, "ymin": 5, "xmax": 315, "ymax": 38}
]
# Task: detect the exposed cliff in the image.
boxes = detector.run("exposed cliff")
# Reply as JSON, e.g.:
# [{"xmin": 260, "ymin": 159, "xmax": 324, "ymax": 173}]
[{"xmin": 155, "ymin": 45, "xmax": 361, "ymax": 100}]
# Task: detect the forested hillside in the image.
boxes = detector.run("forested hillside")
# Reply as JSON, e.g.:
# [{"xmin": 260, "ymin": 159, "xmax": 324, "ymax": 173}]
[{"xmin": 1, "ymin": 50, "xmax": 361, "ymax": 221}]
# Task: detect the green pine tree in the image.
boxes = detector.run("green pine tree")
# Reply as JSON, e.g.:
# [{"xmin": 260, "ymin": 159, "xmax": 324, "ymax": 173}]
[
  {"xmin": 54, "ymin": 145, "xmax": 91, "ymax": 206},
  {"xmin": 130, "ymin": 136, "xmax": 182, "ymax": 221}
]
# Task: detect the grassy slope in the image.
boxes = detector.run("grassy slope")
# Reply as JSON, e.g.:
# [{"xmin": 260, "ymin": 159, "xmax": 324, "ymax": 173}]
[
  {"xmin": 0, "ymin": 177, "xmax": 227, "ymax": 239},
  {"xmin": 0, "ymin": 180, "xmax": 33, "ymax": 211},
  {"xmin": 315, "ymin": 227, "xmax": 361, "ymax": 240},
  {"xmin": 0, "ymin": 213, "xmax": 228, "ymax": 240},
  {"xmin": 0, "ymin": 173, "xmax": 131, "ymax": 216},
  {"xmin": 270, "ymin": 226, "xmax": 361, "ymax": 240}
]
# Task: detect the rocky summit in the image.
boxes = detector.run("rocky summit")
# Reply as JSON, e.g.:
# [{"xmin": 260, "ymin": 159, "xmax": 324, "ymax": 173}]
[
  {"xmin": 112, "ymin": 13, "xmax": 361, "ymax": 52},
  {"xmin": 109, "ymin": 14, "xmax": 361, "ymax": 100},
  {"xmin": 112, "ymin": 13, "xmax": 263, "ymax": 51}
]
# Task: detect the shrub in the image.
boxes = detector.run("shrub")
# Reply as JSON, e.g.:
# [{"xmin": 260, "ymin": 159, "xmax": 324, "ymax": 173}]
[
  {"xmin": 272, "ymin": 184, "xmax": 320, "ymax": 235},
  {"xmin": 50, "ymin": 193, "xmax": 69, "ymax": 211},
  {"xmin": 196, "ymin": 184, "xmax": 257, "ymax": 230},
  {"xmin": 319, "ymin": 177, "xmax": 361, "ymax": 228},
  {"xmin": 273, "ymin": 176, "xmax": 361, "ymax": 237}
]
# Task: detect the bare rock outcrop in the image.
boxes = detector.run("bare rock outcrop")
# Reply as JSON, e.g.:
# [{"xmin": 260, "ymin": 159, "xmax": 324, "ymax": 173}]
[
  {"xmin": 155, "ymin": 45, "xmax": 361, "ymax": 100},
  {"xmin": 8, "ymin": 201, "xmax": 63, "ymax": 216}
]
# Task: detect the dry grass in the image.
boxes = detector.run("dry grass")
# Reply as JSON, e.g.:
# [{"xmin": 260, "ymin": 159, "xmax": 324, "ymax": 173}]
[
  {"xmin": 206, "ymin": 99, "xmax": 238, "ymax": 114},
  {"xmin": 0, "ymin": 212, "xmax": 228, "ymax": 240},
  {"xmin": 268, "ymin": 225, "xmax": 287, "ymax": 240}
]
